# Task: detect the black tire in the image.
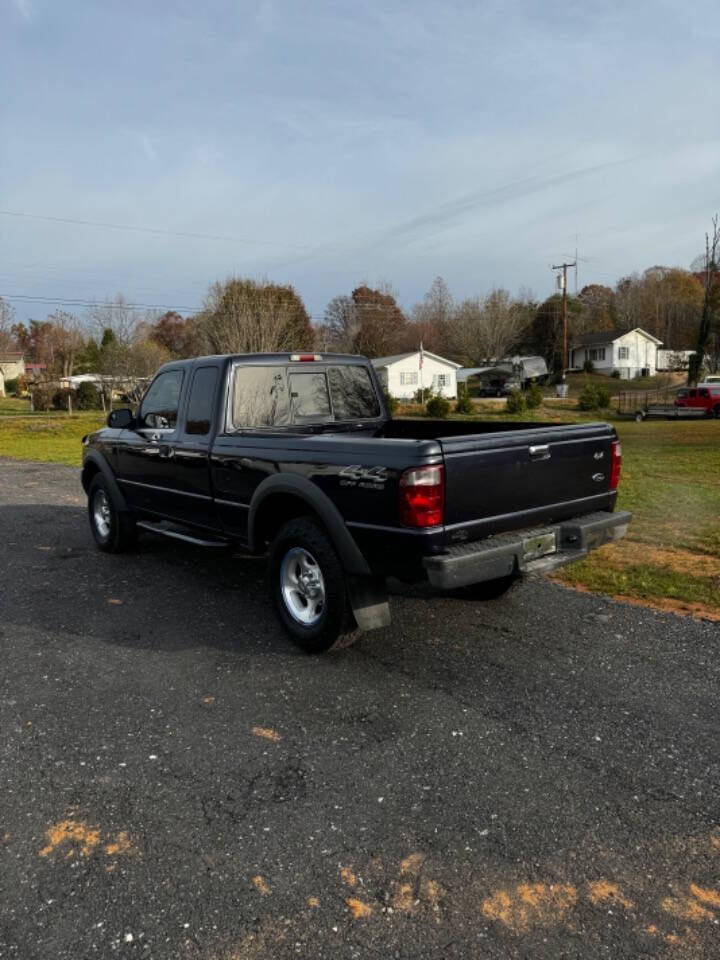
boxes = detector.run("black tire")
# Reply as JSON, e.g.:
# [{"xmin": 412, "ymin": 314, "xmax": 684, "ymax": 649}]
[
  {"xmin": 268, "ymin": 516, "xmax": 355, "ymax": 653},
  {"xmin": 452, "ymin": 574, "xmax": 520, "ymax": 601},
  {"xmin": 87, "ymin": 474, "xmax": 137, "ymax": 553},
  {"xmin": 714, "ymin": 405, "xmax": 720, "ymax": 419},
  {"xmin": 634, "ymin": 411, "xmax": 645, "ymax": 422}
]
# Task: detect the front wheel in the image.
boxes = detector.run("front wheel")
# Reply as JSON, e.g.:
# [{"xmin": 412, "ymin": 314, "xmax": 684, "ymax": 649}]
[
  {"xmin": 268, "ymin": 517, "xmax": 356, "ymax": 653},
  {"xmin": 88, "ymin": 474, "xmax": 137, "ymax": 553}
]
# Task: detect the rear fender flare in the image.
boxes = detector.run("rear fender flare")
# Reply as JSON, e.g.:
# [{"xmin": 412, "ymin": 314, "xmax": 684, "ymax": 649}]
[{"xmin": 248, "ymin": 473, "xmax": 370, "ymax": 577}]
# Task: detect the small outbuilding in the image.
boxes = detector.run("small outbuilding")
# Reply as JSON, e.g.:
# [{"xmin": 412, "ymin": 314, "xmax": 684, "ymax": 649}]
[{"xmin": 372, "ymin": 350, "xmax": 460, "ymax": 400}]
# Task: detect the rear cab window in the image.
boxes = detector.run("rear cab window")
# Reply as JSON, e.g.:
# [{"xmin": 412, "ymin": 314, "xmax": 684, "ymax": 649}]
[
  {"xmin": 228, "ymin": 362, "xmax": 380, "ymax": 430},
  {"xmin": 184, "ymin": 366, "xmax": 219, "ymax": 437}
]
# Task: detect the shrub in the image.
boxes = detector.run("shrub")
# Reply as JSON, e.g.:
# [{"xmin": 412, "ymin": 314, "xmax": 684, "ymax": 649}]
[
  {"xmin": 525, "ymin": 382, "xmax": 543, "ymax": 409},
  {"xmin": 583, "ymin": 358, "xmax": 595, "ymax": 373},
  {"xmin": 52, "ymin": 387, "xmax": 77, "ymax": 411},
  {"xmin": 506, "ymin": 389, "xmax": 526, "ymax": 414},
  {"xmin": 611, "ymin": 369, "xmax": 621, "ymax": 379},
  {"xmin": 595, "ymin": 384, "xmax": 611, "ymax": 408},
  {"xmin": 30, "ymin": 384, "xmax": 54, "ymax": 411},
  {"xmin": 382, "ymin": 388, "xmax": 398, "ymax": 416},
  {"xmin": 454, "ymin": 384, "xmax": 474, "ymax": 415},
  {"xmin": 426, "ymin": 395, "xmax": 450, "ymax": 418},
  {"xmin": 4, "ymin": 378, "xmax": 18, "ymax": 395},
  {"xmin": 578, "ymin": 382, "xmax": 611, "ymax": 410},
  {"xmin": 76, "ymin": 380, "xmax": 102, "ymax": 410},
  {"xmin": 413, "ymin": 383, "xmax": 434, "ymax": 404}
]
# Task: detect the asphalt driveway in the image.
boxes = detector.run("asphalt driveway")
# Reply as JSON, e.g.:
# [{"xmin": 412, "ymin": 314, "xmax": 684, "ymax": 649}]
[{"xmin": 0, "ymin": 458, "xmax": 718, "ymax": 959}]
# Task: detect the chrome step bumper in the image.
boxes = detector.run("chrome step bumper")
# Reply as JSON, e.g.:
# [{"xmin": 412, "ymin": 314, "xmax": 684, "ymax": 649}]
[{"xmin": 423, "ymin": 510, "xmax": 632, "ymax": 590}]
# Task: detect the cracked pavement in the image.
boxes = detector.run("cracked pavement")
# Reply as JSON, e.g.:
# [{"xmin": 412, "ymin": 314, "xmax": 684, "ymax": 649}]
[{"xmin": 0, "ymin": 458, "xmax": 719, "ymax": 959}]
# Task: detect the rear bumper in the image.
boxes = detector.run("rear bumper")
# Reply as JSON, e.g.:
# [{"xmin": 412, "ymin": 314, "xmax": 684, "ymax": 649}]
[{"xmin": 423, "ymin": 510, "xmax": 632, "ymax": 590}]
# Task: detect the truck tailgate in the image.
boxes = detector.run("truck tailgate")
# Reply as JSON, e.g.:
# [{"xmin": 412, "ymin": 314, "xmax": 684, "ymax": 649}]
[{"xmin": 439, "ymin": 422, "xmax": 618, "ymax": 540}]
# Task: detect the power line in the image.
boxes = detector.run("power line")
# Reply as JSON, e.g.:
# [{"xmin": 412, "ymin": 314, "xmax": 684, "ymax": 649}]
[
  {"xmin": 1, "ymin": 290, "xmax": 406, "ymax": 321},
  {"xmin": 0, "ymin": 293, "xmax": 201, "ymax": 313},
  {"xmin": 0, "ymin": 209, "xmax": 309, "ymax": 250}
]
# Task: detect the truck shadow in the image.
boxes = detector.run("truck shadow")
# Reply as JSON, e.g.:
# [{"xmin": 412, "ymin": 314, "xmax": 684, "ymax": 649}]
[{"xmin": 2, "ymin": 501, "xmax": 554, "ymax": 678}]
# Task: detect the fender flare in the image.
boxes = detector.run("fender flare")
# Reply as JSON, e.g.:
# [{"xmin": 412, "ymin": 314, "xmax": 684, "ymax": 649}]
[
  {"xmin": 81, "ymin": 450, "xmax": 130, "ymax": 513},
  {"xmin": 248, "ymin": 473, "xmax": 371, "ymax": 578}
]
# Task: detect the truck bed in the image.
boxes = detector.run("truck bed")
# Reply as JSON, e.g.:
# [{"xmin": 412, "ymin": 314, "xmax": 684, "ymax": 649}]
[{"xmin": 379, "ymin": 418, "xmax": 618, "ymax": 541}]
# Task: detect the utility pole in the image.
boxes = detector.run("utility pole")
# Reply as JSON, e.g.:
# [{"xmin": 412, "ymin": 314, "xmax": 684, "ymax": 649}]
[{"xmin": 552, "ymin": 261, "xmax": 576, "ymax": 381}]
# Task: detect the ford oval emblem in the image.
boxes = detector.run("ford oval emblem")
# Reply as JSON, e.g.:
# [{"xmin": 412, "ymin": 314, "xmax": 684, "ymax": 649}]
[{"xmin": 592, "ymin": 472, "xmax": 605, "ymax": 482}]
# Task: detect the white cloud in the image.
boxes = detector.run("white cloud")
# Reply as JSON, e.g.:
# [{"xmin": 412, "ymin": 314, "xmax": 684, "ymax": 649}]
[{"xmin": 12, "ymin": 0, "xmax": 33, "ymax": 22}]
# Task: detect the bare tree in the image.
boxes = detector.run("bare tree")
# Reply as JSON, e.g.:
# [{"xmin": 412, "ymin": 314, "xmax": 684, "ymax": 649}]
[
  {"xmin": 689, "ymin": 215, "xmax": 719, "ymax": 384},
  {"xmin": 320, "ymin": 295, "xmax": 359, "ymax": 352},
  {"xmin": 87, "ymin": 294, "xmax": 140, "ymax": 347},
  {"xmin": 194, "ymin": 278, "xmax": 313, "ymax": 355},
  {"xmin": 47, "ymin": 310, "xmax": 84, "ymax": 377},
  {"xmin": 453, "ymin": 289, "xmax": 525, "ymax": 365},
  {"xmin": 0, "ymin": 298, "xmax": 17, "ymax": 353},
  {"xmin": 404, "ymin": 276, "xmax": 454, "ymax": 355}
]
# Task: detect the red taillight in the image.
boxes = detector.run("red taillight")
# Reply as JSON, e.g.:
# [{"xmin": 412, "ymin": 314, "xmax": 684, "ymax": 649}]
[
  {"xmin": 291, "ymin": 353, "xmax": 323, "ymax": 362},
  {"xmin": 399, "ymin": 465, "xmax": 444, "ymax": 527},
  {"xmin": 610, "ymin": 440, "xmax": 622, "ymax": 490}
]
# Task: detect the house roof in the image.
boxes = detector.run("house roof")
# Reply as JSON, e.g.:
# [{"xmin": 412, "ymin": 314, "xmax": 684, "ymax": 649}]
[
  {"xmin": 371, "ymin": 350, "xmax": 461, "ymax": 369},
  {"xmin": 572, "ymin": 327, "xmax": 663, "ymax": 348}
]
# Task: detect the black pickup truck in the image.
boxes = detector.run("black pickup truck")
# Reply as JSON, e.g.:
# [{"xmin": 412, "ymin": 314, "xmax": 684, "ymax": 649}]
[{"xmin": 81, "ymin": 352, "xmax": 630, "ymax": 652}]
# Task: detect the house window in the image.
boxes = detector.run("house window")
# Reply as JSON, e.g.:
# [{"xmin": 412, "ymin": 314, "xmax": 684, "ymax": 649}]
[
  {"xmin": 433, "ymin": 374, "xmax": 449, "ymax": 388},
  {"xmin": 399, "ymin": 371, "xmax": 418, "ymax": 385},
  {"xmin": 585, "ymin": 348, "xmax": 606, "ymax": 362},
  {"xmin": 618, "ymin": 347, "xmax": 629, "ymax": 360}
]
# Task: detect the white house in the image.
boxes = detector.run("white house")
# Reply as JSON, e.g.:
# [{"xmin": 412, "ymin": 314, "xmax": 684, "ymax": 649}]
[
  {"xmin": 372, "ymin": 350, "xmax": 460, "ymax": 400},
  {"xmin": 0, "ymin": 353, "xmax": 25, "ymax": 396},
  {"xmin": 570, "ymin": 328, "xmax": 662, "ymax": 379}
]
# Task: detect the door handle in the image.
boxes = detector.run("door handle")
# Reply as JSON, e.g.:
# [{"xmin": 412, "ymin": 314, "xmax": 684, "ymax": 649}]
[
  {"xmin": 529, "ymin": 444, "xmax": 550, "ymax": 460},
  {"xmin": 158, "ymin": 445, "xmax": 174, "ymax": 459}
]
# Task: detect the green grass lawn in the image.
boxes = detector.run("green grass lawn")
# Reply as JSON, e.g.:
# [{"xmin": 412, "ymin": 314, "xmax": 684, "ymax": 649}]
[
  {"xmin": 553, "ymin": 418, "xmax": 720, "ymax": 618},
  {"xmin": 1, "ymin": 402, "xmax": 718, "ymax": 619},
  {"xmin": 0, "ymin": 412, "xmax": 105, "ymax": 466}
]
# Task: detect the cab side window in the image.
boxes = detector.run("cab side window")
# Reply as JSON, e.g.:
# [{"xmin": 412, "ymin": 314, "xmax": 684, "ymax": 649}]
[
  {"xmin": 185, "ymin": 366, "xmax": 219, "ymax": 436},
  {"xmin": 140, "ymin": 370, "xmax": 184, "ymax": 429}
]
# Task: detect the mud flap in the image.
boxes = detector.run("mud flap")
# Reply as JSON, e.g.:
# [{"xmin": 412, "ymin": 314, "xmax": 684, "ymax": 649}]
[{"xmin": 347, "ymin": 575, "xmax": 391, "ymax": 632}]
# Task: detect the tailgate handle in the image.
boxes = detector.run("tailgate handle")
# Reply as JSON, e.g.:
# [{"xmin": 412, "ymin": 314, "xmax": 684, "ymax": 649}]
[{"xmin": 529, "ymin": 444, "xmax": 550, "ymax": 460}]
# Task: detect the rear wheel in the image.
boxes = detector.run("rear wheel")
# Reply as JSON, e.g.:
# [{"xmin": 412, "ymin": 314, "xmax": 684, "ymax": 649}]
[
  {"xmin": 268, "ymin": 517, "xmax": 356, "ymax": 653},
  {"xmin": 634, "ymin": 411, "xmax": 645, "ymax": 422},
  {"xmin": 714, "ymin": 404, "xmax": 720, "ymax": 419},
  {"xmin": 88, "ymin": 474, "xmax": 137, "ymax": 553}
]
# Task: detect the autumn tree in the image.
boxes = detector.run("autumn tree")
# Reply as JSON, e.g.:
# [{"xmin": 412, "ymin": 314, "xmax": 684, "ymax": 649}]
[
  {"xmin": 144, "ymin": 311, "xmax": 194, "ymax": 356},
  {"xmin": 351, "ymin": 284, "xmax": 407, "ymax": 357},
  {"xmin": 616, "ymin": 269, "xmax": 702, "ymax": 347},
  {"xmin": 194, "ymin": 277, "xmax": 313, "ymax": 354},
  {"xmin": 578, "ymin": 284, "xmax": 616, "ymax": 332},
  {"xmin": 530, "ymin": 294, "xmax": 583, "ymax": 371}
]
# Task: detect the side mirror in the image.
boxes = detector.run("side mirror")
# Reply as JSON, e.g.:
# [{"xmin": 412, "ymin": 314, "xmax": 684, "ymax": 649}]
[{"xmin": 107, "ymin": 408, "xmax": 135, "ymax": 429}]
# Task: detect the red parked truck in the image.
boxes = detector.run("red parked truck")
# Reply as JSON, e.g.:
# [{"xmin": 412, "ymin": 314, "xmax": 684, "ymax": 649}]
[{"xmin": 674, "ymin": 385, "xmax": 720, "ymax": 417}]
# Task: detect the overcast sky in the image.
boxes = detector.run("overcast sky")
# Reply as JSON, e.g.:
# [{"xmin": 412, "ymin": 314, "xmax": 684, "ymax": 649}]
[{"xmin": 2, "ymin": 0, "xmax": 719, "ymax": 321}]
